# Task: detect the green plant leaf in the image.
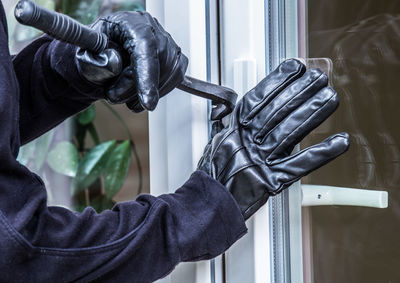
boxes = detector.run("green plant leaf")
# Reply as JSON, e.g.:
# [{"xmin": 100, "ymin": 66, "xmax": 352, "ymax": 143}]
[
  {"xmin": 90, "ymin": 195, "xmax": 115, "ymax": 212},
  {"xmin": 101, "ymin": 101, "xmax": 133, "ymax": 140},
  {"xmin": 17, "ymin": 140, "xmax": 36, "ymax": 166},
  {"xmin": 47, "ymin": 141, "xmax": 79, "ymax": 177},
  {"xmin": 104, "ymin": 140, "xmax": 131, "ymax": 199},
  {"xmin": 87, "ymin": 123, "xmax": 100, "ymax": 145},
  {"xmin": 34, "ymin": 130, "xmax": 54, "ymax": 171},
  {"xmin": 116, "ymin": 2, "xmax": 145, "ymax": 12},
  {"xmin": 75, "ymin": 120, "xmax": 87, "ymax": 152},
  {"xmin": 73, "ymin": 140, "xmax": 116, "ymax": 194},
  {"xmin": 77, "ymin": 105, "xmax": 96, "ymax": 126},
  {"xmin": 65, "ymin": 0, "xmax": 103, "ymax": 24}
]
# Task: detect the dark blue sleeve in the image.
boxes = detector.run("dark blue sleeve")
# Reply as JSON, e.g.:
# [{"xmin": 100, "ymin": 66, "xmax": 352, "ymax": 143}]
[
  {"xmin": 1, "ymin": 170, "xmax": 246, "ymax": 282},
  {"xmin": 13, "ymin": 36, "xmax": 105, "ymax": 144}
]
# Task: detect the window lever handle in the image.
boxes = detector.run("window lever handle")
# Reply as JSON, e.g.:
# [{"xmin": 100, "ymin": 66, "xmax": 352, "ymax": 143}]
[{"xmin": 301, "ymin": 185, "xmax": 388, "ymax": 208}]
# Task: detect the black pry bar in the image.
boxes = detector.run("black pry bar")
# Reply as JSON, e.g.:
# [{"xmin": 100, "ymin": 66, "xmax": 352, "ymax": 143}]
[
  {"xmin": 15, "ymin": 0, "xmax": 238, "ymax": 119},
  {"xmin": 178, "ymin": 76, "xmax": 237, "ymax": 121}
]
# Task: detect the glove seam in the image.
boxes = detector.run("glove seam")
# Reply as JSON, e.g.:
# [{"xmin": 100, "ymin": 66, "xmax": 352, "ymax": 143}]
[
  {"xmin": 221, "ymin": 163, "xmax": 260, "ymax": 185},
  {"xmin": 266, "ymin": 90, "xmax": 337, "ymax": 164},
  {"xmin": 267, "ymin": 133, "xmax": 342, "ymax": 167},
  {"xmin": 216, "ymin": 145, "xmax": 246, "ymax": 181},
  {"xmin": 242, "ymin": 191, "xmax": 270, "ymax": 219},
  {"xmin": 158, "ymin": 50, "xmax": 184, "ymax": 93},
  {"xmin": 255, "ymin": 72, "xmax": 325, "ymax": 144},
  {"xmin": 209, "ymin": 128, "xmax": 239, "ymax": 167},
  {"xmin": 243, "ymin": 63, "xmax": 305, "ymax": 123}
]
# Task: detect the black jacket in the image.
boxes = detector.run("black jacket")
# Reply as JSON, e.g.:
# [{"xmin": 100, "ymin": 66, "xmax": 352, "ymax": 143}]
[{"xmin": 0, "ymin": 2, "xmax": 246, "ymax": 282}]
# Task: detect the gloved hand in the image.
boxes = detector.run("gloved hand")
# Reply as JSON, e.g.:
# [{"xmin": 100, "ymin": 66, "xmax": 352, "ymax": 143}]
[
  {"xmin": 198, "ymin": 59, "xmax": 350, "ymax": 220},
  {"xmin": 76, "ymin": 11, "xmax": 188, "ymax": 112}
]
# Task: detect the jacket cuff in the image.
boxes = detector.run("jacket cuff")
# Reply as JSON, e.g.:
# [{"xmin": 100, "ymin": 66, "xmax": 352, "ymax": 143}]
[{"xmin": 159, "ymin": 170, "xmax": 247, "ymax": 262}]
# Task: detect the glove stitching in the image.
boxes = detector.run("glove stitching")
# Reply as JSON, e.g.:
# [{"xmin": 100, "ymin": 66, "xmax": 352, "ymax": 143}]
[
  {"xmin": 221, "ymin": 163, "xmax": 261, "ymax": 185},
  {"xmin": 268, "ymin": 133, "xmax": 347, "ymax": 167},
  {"xmin": 255, "ymin": 72, "xmax": 325, "ymax": 144},
  {"xmin": 209, "ymin": 128, "xmax": 239, "ymax": 168},
  {"xmin": 158, "ymin": 50, "xmax": 183, "ymax": 93},
  {"xmin": 242, "ymin": 191, "xmax": 270, "ymax": 218},
  {"xmin": 216, "ymin": 145, "xmax": 246, "ymax": 181},
  {"xmin": 266, "ymin": 92, "xmax": 337, "ymax": 165},
  {"xmin": 243, "ymin": 65, "xmax": 304, "ymax": 123}
]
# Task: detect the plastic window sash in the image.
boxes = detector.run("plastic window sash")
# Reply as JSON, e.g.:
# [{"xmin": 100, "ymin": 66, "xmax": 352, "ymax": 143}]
[
  {"xmin": 148, "ymin": 0, "xmax": 210, "ymax": 282},
  {"xmin": 206, "ymin": 0, "xmax": 216, "ymax": 279},
  {"xmin": 205, "ymin": 0, "xmax": 218, "ymax": 282},
  {"xmin": 217, "ymin": 1, "xmax": 270, "ymax": 282},
  {"xmin": 265, "ymin": 0, "xmax": 303, "ymax": 283}
]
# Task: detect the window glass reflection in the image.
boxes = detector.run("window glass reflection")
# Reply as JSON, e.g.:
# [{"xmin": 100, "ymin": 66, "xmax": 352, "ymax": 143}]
[{"xmin": 302, "ymin": 0, "xmax": 400, "ymax": 282}]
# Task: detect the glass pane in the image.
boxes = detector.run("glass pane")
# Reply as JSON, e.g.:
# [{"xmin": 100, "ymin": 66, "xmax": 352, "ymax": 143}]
[
  {"xmin": 302, "ymin": 0, "xmax": 400, "ymax": 282},
  {"xmin": 5, "ymin": 0, "xmax": 149, "ymax": 211}
]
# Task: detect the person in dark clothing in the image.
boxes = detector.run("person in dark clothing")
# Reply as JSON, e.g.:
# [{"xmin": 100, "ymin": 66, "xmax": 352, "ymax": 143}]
[{"xmin": 0, "ymin": 1, "xmax": 349, "ymax": 282}]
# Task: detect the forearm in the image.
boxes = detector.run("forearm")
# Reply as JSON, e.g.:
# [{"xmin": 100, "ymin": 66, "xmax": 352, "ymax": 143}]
[
  {"xmin": 13, "ymin": 36, "xmax": 104, "ymax": 144},
  {"xmin": 3, "ymin": 171, "xmax": 246, "ymax": 282}
]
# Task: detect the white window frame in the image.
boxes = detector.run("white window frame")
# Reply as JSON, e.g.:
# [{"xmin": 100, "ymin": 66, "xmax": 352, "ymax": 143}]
[
  {"xmin": 147, "ymin": 1, "xmax": 215, "ymax": 282},
  {"xmin": 147, "ymin": 0, "xmax": 295, "ymax": 282},
  {"xmin": 218, "ymin": 1, "xmax": 271, "ymax": 283}
]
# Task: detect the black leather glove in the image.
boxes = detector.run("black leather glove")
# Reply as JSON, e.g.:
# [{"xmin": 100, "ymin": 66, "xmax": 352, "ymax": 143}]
[
  {"xmin": 198, "ymin": 59, "xmax": 350, "ymax": 220},
  {"xmin": 76, "ymin": 11, "xmax": 188, "ymax": 112},
  {"xmin": 75, "ymin": 48, "xmax": 123, "ymax": 86}
]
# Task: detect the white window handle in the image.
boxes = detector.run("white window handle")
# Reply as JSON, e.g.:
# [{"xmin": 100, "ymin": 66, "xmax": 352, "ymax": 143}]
[{"xmin": 301, "ymin": 185, "xmax": 388, "ymax": 208}]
